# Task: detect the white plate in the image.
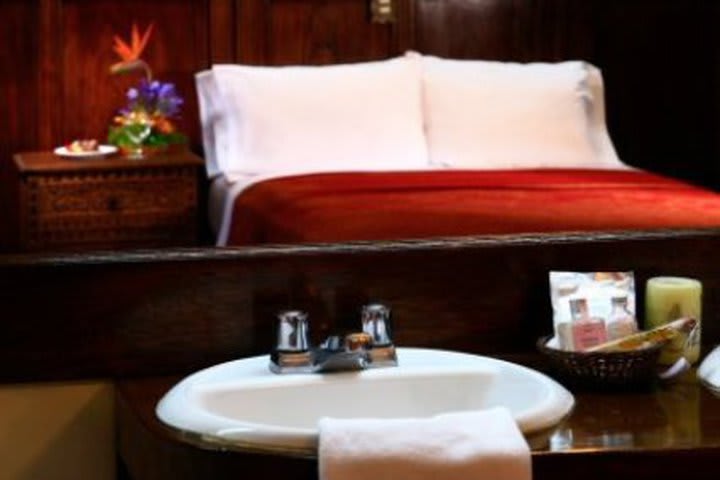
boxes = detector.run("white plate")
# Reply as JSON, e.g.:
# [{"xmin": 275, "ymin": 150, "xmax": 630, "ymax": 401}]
[{"xmin": 54, "ymin": 144, "xmax": 118, "ymax": 158}]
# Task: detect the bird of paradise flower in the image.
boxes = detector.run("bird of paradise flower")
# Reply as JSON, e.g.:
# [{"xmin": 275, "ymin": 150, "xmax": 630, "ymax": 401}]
[
  {"xmin": 107, "ymin": 22, "xmax": 186, "ymax": 154},
  {"xmin": 110, "ymin": 22, "xmax": 154, "ymax": 80}
]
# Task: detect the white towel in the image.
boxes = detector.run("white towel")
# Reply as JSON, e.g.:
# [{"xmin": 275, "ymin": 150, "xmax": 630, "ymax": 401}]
[{"xmin": 318, "ymin": 406, "xmax": 531, "ymax": 480}]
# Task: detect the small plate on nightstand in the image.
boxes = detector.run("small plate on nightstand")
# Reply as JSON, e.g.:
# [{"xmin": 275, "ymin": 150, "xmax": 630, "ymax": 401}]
[{"xmin": 54, "ymin": 144, "xmax": 118, "ymax": 159}]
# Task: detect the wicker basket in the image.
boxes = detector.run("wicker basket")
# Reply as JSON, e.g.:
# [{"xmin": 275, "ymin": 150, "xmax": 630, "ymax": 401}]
[{"xmin": 537, "ymin": 336, "xmax": 663, "ymax": 390}]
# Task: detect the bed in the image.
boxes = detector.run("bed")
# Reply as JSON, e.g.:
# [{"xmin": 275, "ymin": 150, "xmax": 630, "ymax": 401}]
[
  {"xmin": 208, "ymin": 168, "xmax": 720, "ymax": 246},
  {"xmin": 198, "ymin": 54, "xmax": 720, "ymax": 247}
]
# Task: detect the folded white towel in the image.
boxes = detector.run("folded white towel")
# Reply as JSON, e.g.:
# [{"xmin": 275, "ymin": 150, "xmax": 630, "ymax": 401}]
[{"xmin": 318, "ymin": 406, "xmax": 531, "ymax": 480}]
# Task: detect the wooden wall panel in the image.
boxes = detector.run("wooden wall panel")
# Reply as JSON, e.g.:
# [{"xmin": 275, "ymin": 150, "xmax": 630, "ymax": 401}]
[
  {"xmin": 413, "ymin": 0, "xmax": 595, "ymax": 61},
  {"xmin": 37, "ymin": 0, "xmax": 62, "ymax": 150},
  {"xmin": 2, "ymin": 229, "xmax": 720, "ymax": 382},
  {"xmin": 0, "ymin": 1, "xmax": 40, "ymax": 250},
  {"xmin": 209, "ymin": 0, "xmax": 236, "ymax": 63},
  {"xmin": 0, "ymin": 1, "xmax": 40, "ymax": 161},
  {"xmin": 237, "ymin": 0, "xmax": 399, "ymax": 65},
  {"xmin": 593, "ymin": 0, "xmax": 720, "ymax": 187}
]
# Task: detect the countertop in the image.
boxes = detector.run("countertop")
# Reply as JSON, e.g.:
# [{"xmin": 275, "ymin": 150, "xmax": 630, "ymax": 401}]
[{"xmin": 116, "ymin": 368, "xmax": 720, "ymax": 480}]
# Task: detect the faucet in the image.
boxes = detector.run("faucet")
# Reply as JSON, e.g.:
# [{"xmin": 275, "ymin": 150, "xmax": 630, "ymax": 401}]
[{"xmin": 269, "ymin": 304, "xmax": 398, "ymax": 374}]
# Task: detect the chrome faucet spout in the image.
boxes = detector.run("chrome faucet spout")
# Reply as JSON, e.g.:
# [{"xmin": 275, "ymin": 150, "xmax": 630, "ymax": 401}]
[
  {"xmin": 312, "ymin": 350, "xmax": 369, "ymax": 373},
  {"xmin": 312, "ymin": 332, "xmax": 373, "ymax": 373},
  {"xmin": 269, "ymin": 306, "xmax": 398, "ymax": 374}
]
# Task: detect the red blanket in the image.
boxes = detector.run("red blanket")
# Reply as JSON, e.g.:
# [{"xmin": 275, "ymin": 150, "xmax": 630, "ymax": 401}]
[{"xmin": 226, "ymin": 169, "xmax": 720, "ymax": 245}]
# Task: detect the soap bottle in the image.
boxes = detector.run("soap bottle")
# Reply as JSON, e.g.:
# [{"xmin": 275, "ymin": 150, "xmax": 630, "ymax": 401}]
[
  {"xmin": 555, "ymin": 281, "xmax": 578, "ymax": 351},
  {"xmin": 607, "ymin": 296, "xmax": 638, "ymax": 341},
  {"xmin": 570, "ymin": 298, "xmax": 608, "ymax": 351},
  {"xmin": 556, "ymin": 321, "xmax": 575, "ymax": 351}
]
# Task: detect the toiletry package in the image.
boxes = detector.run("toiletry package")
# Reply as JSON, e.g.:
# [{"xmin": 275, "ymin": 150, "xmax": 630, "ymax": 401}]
[
  {"xmin": 549, "ymin": 271, "xmax": 638, "ymax": 351},
  {"xmin": 586, "ymin": 317, "xmax": 697, "ymax": 353}
]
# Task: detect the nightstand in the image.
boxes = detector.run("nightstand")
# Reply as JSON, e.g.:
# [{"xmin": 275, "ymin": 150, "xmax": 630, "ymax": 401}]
[{"xmin": 12, "ymin": 150, "xmax": 204, "ymax": 251}]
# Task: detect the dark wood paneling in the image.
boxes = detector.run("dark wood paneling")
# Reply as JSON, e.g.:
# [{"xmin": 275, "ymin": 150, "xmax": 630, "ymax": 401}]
[
  {"xmin": 414, "ymin": 0, "xmax": 595, "ymax": 61},
  {"xmin": 593, "ymin": 0, "xmax": 720, "ymax": 187},
  {"xmin": 1, "ymin": 1, "xmax": 40, "ymax": 159},
  {"xmin": 1, "ymin": 1, "xmax": 40, "ymax": 250},
  {"xmin": 237, "ymin": 0, "xmax": 399, "ymax": 64},
  {"xmin": 37, "ymin": 0, "xmax": 62, "ymax": 150},
  {"xmin": 1, "ymin": 229, "xmax": 720, "ymax": 383},
  {"xmin": 209, "ymin": 0, "xmax": 236, "ymax": 63}
]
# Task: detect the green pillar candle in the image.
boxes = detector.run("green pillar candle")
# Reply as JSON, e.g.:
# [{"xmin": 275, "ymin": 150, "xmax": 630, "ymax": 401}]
[{"xmin": 645, "ymin": 276, "xmax": 702, "ymax": 364}]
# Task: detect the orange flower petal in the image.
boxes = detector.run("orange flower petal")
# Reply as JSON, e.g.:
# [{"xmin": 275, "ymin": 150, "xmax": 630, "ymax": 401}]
[
  {"xmin": 111, "ymin": 22, "xmax": 154, "ymax": 62},
  {"xmin": 112, "ymin": 35, "xmax": 134, "ymax": 61},
  {"xmin": 131, "ymin": 24, "xmax": 141, "ymax": 55},
  {"xmin": 137, "ymin": 23, "xmax": 154, "ymax": 57}
]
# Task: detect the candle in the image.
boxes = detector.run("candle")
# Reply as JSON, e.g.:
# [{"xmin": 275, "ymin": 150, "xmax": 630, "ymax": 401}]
[{"xmin": 645, "ymin": 276, "xmax": 702, "ymax": 364}]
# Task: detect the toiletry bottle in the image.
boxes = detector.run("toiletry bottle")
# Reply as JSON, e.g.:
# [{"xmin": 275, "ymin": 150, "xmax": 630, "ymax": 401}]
[
  {"xmin": 556, "ymin": 321, "xmax": 575, "ymax": 351},
  {"xmin": 570, "ymin": 298, "xmax": 608, "ymax": 351},
  {"xmin": 554, "ymin": 281, "xmax": 577, "ymax": 351},
  {"xmin": 607, "ymin": 296, "xmax": 638, "ymax": 341}
]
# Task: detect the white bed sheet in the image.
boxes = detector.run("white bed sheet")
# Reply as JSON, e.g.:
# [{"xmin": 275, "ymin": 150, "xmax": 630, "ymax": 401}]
[{"xmin": 209, "ymin": 172, "xmax": 269, "ymax": 247}]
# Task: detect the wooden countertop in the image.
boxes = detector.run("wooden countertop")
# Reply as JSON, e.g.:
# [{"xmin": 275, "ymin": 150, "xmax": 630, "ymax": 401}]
[{"xmin": 116, "ymin": 368, "xmax": 720, "ymax": 480}]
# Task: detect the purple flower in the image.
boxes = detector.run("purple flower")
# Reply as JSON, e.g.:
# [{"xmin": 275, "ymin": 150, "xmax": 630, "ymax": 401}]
[
  {"xmin": 123, "ymin": 78, "xmax": 183, "ymax": 118},
  {"xmin": 127, "ymin": 88, "xmax": 139, "ymax": 100},
  {"xmin": 155, "ymin": 82, "xmax": 184, "ymax": 117}
]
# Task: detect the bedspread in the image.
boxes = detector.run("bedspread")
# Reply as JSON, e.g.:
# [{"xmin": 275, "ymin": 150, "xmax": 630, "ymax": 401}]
[{"xmin": 225, "ymin": 169, "xmax": 720, "ymax": 245}]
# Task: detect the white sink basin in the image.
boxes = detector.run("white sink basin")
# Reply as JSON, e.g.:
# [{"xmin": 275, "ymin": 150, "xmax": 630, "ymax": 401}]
[{"xmin": 156, "ymin": 348, "xmax": 574, "ymax": 455}]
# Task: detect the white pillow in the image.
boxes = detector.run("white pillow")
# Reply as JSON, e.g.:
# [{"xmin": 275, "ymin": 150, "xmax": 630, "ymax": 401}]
[
  {"xmin": 210, "ymin": 56, "xmax": 428, "ymax": 175},
  {"xmin": 584, "ymin": 64, "xmax": 625, "ymax": 168},
  {"xmin": 420, "ymin": 56, "xmax": 625, "ymax": 170},
  {"xmin": 196, "ymin": 70, "xmax": 231, "ymax": 177}
]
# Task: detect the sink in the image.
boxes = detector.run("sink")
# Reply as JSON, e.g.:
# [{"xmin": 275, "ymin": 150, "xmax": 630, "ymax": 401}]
[{"xmin": 156, "ymin": 348, "xmax": 574, "ymax": 456}]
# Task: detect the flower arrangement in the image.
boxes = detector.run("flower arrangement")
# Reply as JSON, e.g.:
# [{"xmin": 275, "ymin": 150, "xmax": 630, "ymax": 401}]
[{"xmin": 108, "ymin": 23, "xmax": 186, "ymax": 156}]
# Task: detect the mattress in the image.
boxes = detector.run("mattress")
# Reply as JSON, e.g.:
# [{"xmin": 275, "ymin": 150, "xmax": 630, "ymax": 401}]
[{"xmin": 210, "ymin": 169, "xmax": 720, "ymax": 246}]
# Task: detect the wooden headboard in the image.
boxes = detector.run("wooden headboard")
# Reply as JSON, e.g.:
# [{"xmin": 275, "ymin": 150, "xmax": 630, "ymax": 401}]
[{"xmin": 2, "ymin": 0, "xmax": 719, "ymax": 247}]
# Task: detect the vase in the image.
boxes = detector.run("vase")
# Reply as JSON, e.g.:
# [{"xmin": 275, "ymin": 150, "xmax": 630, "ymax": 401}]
[
  {"xmin": 119, "ymin": 143, "xmax": 168, "ymax": 158},
  {"xmin": 123, "ymin": 121, "xmax": 153, "ymax": 159}
]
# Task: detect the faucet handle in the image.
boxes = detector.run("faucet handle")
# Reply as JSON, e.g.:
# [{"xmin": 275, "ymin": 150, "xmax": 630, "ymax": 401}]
[
  {"xmin": 361, "ymin": 303, "xmax": 393, "ymax": 347},
  {"xmin": 275, "ymin": 310, "xmax": 310, "ymax": 352},
  {"xmin": 344, "ymin": 332, "xmax": 373, "ymax": 352},
  {"xmin": 319, "ymin": 332, "xmax": 372, "ymax": 352},
  {"xmin": 270, "ymin": 310, "xmax": 313, "ymax": 374}
]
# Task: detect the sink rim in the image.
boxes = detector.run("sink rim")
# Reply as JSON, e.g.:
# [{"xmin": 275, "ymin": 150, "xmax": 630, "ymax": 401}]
[{"xmin": 156, "ymin": 347, "xmax": 574, "ymax": 457}]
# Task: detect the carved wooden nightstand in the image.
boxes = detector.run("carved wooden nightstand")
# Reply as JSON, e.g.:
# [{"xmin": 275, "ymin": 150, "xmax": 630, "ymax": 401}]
[{"xmin": 12, "ymin": 150, "xmax": 204, "ymax": 251}]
